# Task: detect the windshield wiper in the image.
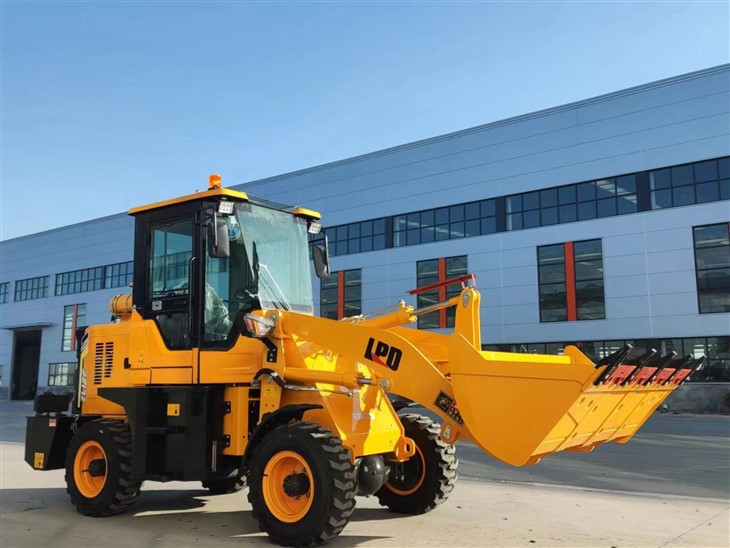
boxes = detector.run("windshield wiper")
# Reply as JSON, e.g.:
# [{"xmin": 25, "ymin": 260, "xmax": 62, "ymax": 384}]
[
  {"xmin": 258, "ymin": 263, "xmax": 292, "ymax": 311},
  {"xmin": 251, "ymin": 241, "xmax": 291, "ymax": 311}
]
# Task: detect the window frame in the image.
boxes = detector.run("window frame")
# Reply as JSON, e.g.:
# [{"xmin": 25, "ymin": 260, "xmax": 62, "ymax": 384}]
[
  {"xmin": 692, "ymin": 223, "xmax": 730, "ymax": 314},
  {"xmin": 319, "ymin": 269, "xmax": 362, "ymax": 320},
  {"xmin": 62, "ymin": 303, "xmax": 87, "ymax": 352},
  {"xmin": 48, "ymin": 362, "xmax": 76, "ymax": 387},
  {"xmin": 55, "ymin": 266, "xmax": 104, "ymax": 296},
  {"xmin": 537, "ymin": 239, "xmax": 605, "ymax": 323},
  {"xmin": 416, "ymin": 255, "xmax": 467, "ymax": 329},
  {"xmin": 14, "ymin": 276, "xmax": 49, "ymax": 302}
]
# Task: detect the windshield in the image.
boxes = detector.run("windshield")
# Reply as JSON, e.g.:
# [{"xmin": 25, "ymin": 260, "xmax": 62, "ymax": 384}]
[{"xmin": 235, "ymin": 202, "xmax": 313, "ymax": 313}]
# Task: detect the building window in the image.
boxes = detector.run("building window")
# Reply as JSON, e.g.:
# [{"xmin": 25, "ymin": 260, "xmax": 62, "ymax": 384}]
[
  {"xmin": 62, "ymin": 304, "xmax": 87, "ymax": 351},
  {"xmin": 416, "ymin": 255, "xmax": 467, "ymax": 329},
  {"xmin": 328, "ymin": 219, "xmax": 387, "ymax": 257},
  {"xmin": 48, "ymin": 362, "xmax": 76, "ymax": 387},
  {"xmin": 693, "ymin": 223, "xmax": 730, "ymax": 314},
  {"xmin": 319, "ymin": 269, "xmax": 361, "ymax": 320},
  {"xmin": 508, "ymin": 176, "xmax": 637, "ymax": 230},
  {"xmin": 537, "ymin": 239, "xmax": 605, "ymax": 322},
  {"xmin": 105, "ymin": 261, "xmax": 134, "ymax": 288},
  {"xmin": 574, "ymin": 240, "xmax": 606, "ymax": 320},
  {"xmin": 537, "ymin": 244, "xmax": 567, "ymax": 322},
  {"xmin": 395, "ymin": 200, "xmax": 497, "ymax": 247},
  {"xmin": 14, "ymin": 276, "xmax": 49, "ymax": 302},
  {"xmin": 651, "ymin": 158, "xmax": 730, "ymax": 209},
  {"xmin": 56, "ymin": 267, "xmax": 104, "ymax": 296},
  {"xmin": 0, "ymin": 282, "xmax": 8, "ymax": 304}
]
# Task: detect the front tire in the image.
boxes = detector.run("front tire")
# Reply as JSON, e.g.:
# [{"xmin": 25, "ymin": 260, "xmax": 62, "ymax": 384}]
[
  {"xmin": 376, "ymin": 413, "xmax": 457, "ymax": 514},
  {"xmin": 247, "ymin": 422, "xmax": 356, "ymax": 546},
  {"xmin": 65, "ymin": 419, "xmax": 141, "ymax": 516}
]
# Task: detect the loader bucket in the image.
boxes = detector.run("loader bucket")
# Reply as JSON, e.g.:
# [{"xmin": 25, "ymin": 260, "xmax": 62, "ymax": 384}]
[{"xmin": 447, "ymin": 335, "xmax": 703, "ymax": 466}]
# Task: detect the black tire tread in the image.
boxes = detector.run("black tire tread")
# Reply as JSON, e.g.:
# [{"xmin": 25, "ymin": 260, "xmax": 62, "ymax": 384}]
[
  {"xmin": 66, "ymin": 419, "xmax": 142, "ymax": 516},
  {"xmin": 247, "ymin": 422, "xmax": 357, "ymax": 546},
  {"xmin": 376, "ymin": 413, "xmax": 457, "ymax": 514}
]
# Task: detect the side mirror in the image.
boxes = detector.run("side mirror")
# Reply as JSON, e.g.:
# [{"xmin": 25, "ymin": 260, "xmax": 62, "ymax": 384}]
[
  {"xmin": 312, "ymin": 239, "xmax": 330, "ymax": 279},
  {"xmin": 208, "ymin": 216, "xmax": 230, "ymax": 259}
]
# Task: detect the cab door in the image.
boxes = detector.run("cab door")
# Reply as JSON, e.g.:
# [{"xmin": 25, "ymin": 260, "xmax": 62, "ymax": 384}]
[
  {"xmin": 132, "ymin": 203, "xmax": 201, "ymax": 384},
  {"xmin": 197, "ymin": 209, "xmax": 264, "ymax": 384}
]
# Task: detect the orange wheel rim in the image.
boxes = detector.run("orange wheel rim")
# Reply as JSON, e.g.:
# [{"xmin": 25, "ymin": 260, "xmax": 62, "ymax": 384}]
[
  {"xmin": 262, "ymin": 450, "xmax": 314, "ymax": 523},
  {"xmin": 385, "ymin": 446, "xmax": 426, "ymax": 496},
  {"xmin": 74, "ymin": 441, "xmax": 107, "ymax": 498}
]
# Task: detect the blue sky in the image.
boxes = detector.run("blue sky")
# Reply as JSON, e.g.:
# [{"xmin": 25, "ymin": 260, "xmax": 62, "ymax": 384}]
[{"xmin": 1, "ymin": 1, "xmax": 728, "ymax": 240}]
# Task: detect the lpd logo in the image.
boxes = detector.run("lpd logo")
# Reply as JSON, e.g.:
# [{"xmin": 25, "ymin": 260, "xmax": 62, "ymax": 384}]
[{"xmin": 364, "ymin": 338, "xmax": 403, "ymax": 371}]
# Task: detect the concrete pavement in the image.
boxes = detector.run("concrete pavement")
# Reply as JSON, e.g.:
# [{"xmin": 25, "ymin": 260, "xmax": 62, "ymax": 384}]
[
  {"xmin": 1, "ymin": 401, "xmax": 729, "ymax": 546},
  {"xmin": 1, "ymin": 441, "xmax": 728, "ymax": 547}
]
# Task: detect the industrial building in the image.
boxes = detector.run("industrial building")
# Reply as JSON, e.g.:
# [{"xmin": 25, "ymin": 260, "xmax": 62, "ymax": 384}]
[{"xmin": 1, "ymin": 64, "xmax": 728, "ymax": 410}]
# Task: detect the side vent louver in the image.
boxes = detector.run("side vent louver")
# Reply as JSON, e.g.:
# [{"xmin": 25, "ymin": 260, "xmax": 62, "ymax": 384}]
[
  {"xmin": 104, "ymin": 342, "xmax": 114, "ymax": 378},
  {"xmin": 93, "ymin": 342, "xmax": 115, "ymax": 384},
  {"xmin": 94, "ymin": 343, "xmax": 103, "ymax": 384}
]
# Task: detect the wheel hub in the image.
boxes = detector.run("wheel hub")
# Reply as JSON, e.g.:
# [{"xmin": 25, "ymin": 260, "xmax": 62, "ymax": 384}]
[
  {"xmin": 87, "ymin": 458, "xmax": 107, "ymax": 477},
  {"xmin": 283, "ymin": 471, "xmax": 310, "ymax": 497}
]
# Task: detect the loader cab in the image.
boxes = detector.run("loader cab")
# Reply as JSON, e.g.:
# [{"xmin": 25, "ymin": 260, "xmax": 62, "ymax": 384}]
[{"xmin": 129, "ymin": 177, "xmax": 318, "ymax": 352}]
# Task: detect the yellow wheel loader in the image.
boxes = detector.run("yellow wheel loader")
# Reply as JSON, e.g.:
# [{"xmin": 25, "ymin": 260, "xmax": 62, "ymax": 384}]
[{"xmin": 25, "ymin": 176, "xmax": 703, "ymax": 546}]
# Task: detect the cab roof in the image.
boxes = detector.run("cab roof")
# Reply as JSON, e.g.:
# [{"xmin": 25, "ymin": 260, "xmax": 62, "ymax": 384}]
[
  {"xmin": 128, "ymin": 187, "xmax": 249, "ymax": 215},
  {"xmin": 128, "ymin": 175, "xmax": 321, "ymax": 220},
  {"xmin": 129, "ymin": 188, "xmax": 248, "ymax": 215}
]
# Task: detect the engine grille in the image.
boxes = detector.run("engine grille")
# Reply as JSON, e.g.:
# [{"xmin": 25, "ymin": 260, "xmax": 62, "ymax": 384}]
[{"xmin": 93, "ymin": 342, "xmax": 114, "ymax": 384}]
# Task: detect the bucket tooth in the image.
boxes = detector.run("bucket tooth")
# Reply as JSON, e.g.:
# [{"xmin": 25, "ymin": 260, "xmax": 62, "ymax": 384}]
[
  {"xmin": 629, "ymin": 349, "xmax": 658, "ymax": 366},
  {"xmin": 603, "ymin": 364, "xmax": 637, "ymax": 385},
  {"xmin": 657, "ymin": 354, "xmax": 695, "ymax": 385},
  {"xmin": 670, "ymin": 357, "xmax": 705, "ymax": 385},
  {"xmin": 643, "ymin": 352, "xmax": 677, "ymax": 385},
  {"xmin": 594, "ymin": 344, "xmax": 633, "ymax": 385},
  {"xmin": 622, "ymin": 349, "xmax": 658, "ymax": 385}
]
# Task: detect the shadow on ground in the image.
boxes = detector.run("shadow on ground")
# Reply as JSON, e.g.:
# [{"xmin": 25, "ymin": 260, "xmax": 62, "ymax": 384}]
[{"xmin": 1, "ymin": 486, "xmax": 396, "ymax": 545}]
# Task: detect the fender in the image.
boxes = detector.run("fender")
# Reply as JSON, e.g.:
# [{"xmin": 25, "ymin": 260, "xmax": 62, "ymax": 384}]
[{"xmin": 243, "ymin": 403, "xmax": 323, "ymax": 465}]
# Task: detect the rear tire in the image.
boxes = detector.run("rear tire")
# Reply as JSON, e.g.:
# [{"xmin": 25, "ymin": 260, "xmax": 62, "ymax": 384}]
[
  {"xmin": 247, "ymin": 422, "xmax": 357, "ymax": 546},
  {"xmin": 376, "ymin": 413, "xmax": 457, "ymax": 514},
  {"xmin": 65, "ymin": 419, "xmax": 142, "ymax": 516}
]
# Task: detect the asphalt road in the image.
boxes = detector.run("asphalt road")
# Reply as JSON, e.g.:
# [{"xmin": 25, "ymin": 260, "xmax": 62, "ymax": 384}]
[{"xmin": 2, "ymin": 401, "xmax": 729, "ymax": 500}]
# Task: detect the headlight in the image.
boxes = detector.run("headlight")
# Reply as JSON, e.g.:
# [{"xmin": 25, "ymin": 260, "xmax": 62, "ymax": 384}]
[{"xmin": 244, "ymin": 313, "xmax": 276, "ymax": 337}]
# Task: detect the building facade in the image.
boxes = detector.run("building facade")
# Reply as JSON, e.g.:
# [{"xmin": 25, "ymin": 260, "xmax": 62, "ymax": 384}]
[{"xmin": 1, "ymin": 65, "xmax": 729, "ymax": 409}]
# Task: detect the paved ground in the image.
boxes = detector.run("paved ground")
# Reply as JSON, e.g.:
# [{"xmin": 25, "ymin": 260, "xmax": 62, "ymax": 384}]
[
  {"xmin": 413, "ymin": 408, "xmax": 730, "ymax": 500},
  {"xmin": 1, "ymin": 401, "xmax": 729, "ymax": 547}
]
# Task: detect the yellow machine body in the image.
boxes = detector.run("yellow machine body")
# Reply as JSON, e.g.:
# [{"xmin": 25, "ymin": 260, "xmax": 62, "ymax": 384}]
[
  {"xmin": 80, "ymin": 282, "xmax": 696, "ymax": 467},
  {"xmin": 70, "ymin": 177, "xmax": 701, "ymax": 468}
]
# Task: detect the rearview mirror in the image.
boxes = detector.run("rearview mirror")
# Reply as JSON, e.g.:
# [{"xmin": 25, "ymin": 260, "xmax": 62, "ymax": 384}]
[
  {"xmin": 208, "ymin": 217, "xmax": 230, "ymax": 259},
  {"xmin": 312, "ymin": 239, "xmax": 330, "ymax": 279}
]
